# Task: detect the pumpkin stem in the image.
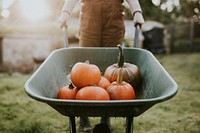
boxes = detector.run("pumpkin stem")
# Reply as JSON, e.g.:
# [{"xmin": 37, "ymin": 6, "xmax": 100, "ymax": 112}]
[
  {"xmin": 85, "ymin": 60, "xmax": 90, "ymax": 64},
  {"xmin": 117, "ymin": 44, "xmax": 124, "ymax": 68},
  {"xmin": 69, "ymin": 82, "xmax": 75, "ymax": 89},
  {"xmin": 117, "ymin": 68, "xmax": 123, "ymax": 84}
]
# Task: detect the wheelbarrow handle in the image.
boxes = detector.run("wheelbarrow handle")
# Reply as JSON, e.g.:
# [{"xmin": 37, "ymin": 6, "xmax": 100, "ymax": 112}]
[
  {"xmin": 134, "ymin": 24, "xmax": 140, "ymax": 48},
  {"xmin": 64, "ymin": 25, "xmax": 140, "ymax": 48},
  {"xmin": 63, "ymin": 26, "xmax": 69, "ymax": 48}
]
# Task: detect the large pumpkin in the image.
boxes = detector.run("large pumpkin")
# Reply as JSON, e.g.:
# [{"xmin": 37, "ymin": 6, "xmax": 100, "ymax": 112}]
[
  {"xmin": 104, "ymin": 45, "xmax": 141, "ymax": 88},
  {"xmin": 107, "ymin": 68, "xmax": 136, "ymax": 100},
  {"xmin": 70, "ymin": 61, "xmax": 101, "ymax": 88},
  {"xmin": 75, "ymin": 86, "xmax": 110, "ymax": 100}
]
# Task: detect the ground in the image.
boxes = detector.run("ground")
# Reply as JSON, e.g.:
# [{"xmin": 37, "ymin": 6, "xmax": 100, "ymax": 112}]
[{"xmin": 0, "ymin": 53, "xmax": 200, "ymax": 133}]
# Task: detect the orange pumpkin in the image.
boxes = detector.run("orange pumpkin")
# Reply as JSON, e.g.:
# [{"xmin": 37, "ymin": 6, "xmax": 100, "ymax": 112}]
[
  {"xmin": 75, "ymin": 86, "xmax": 110, "ymax": 100},
  {"xmin": 97, "ymin": 76, "xmax": 111, "ymax": 90},
  {"xmin": 104, "ymin": 45, "xmax": 141, "ymax": 88},
  {"xmin": 57, "ymin": 83, "xmax": 78, "ymax": 99},
  {"xmin": 106, "ymin": 68, "xmax": 136, "ymax": 100},
  {"xmin": 70, "ymin": 61, "xmax": 101, "ymax": 88}
]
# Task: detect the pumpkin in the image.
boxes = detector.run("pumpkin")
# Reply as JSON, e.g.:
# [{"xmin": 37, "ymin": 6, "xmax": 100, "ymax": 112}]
[
  {"xmin": 70, "ymin": 61, "xmax": 101, "ymax": 88},
  {"xmin": 75, "ymin": 86, "xmax": 110, "ymax": 100},
  {"xmin": 57, "ymin": 83, "xmax": 78, "ymax": 99},
  {"xmin": 97, "ymin": 76, "xmax": 111, "ymax": 90},
  {"xmin": 106, "ymin": 68, "xmax": 136, "ymax": 100},
  {"xmin": 104, "ymin": 45, "xmax": 141, "ymax": 88}
]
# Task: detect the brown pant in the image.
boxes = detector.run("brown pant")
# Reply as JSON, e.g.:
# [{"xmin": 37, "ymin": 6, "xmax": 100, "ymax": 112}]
[{"xmin": 79, "ymin": 0, "xmax": 125, "ymax": 47}]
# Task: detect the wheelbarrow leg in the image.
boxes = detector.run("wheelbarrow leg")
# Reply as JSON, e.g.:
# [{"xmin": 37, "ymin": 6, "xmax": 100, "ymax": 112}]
[
  {"xmin": 126, "ymin": 117, "xmax": 134, "ymax": 133},
  {"xmin": 69, "ymin": 117, "xmax": 76, "ymax": 133}
]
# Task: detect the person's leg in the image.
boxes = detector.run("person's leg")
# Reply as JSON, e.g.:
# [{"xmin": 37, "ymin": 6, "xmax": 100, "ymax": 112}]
[
  {"xmin": 79, "ymin": 0, "xmax": 102, "ymax": 47},
  {"xmin": 79, "ymin": 117, "xmax": 91, "ymax": 132},
  {"xmin": 101, "ymin": 1, "xmax": 125, "ymax": 47},
  {"xmin": 78, "ymin": 0, "xmax": 124, "ymax": 131},
  {"xmin": 79, "ymin": 0, "xmax": 124, "ymax": 47},
  {"xmin": 78, "ymin": 0, "xmax": 103, "ymax": 131},
  {"xmin": 100, "ymin": 116, "xmax": 111, "ymax": 128},
  {"xmin": 99, "ymin": 1, "xmax": 125, "ymax": 129}
]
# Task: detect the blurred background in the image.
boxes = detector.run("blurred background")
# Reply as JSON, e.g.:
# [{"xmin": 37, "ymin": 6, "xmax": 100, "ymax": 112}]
[
  {"xmin": 0, "ymin": 0, "xmax": 200, "ymax": 73},
  {"xmin": 0, "ymin": 1, "xmax": 200, "ymax": 133}
]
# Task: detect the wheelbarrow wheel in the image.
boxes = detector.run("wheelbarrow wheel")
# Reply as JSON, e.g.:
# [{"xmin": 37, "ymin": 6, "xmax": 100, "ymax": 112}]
[{"xmin": 93, "ymin": 123, "xmax": 111, "ymax": 133}]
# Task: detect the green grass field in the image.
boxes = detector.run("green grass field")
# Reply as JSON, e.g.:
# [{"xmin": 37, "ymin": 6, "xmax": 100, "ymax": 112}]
[{"xmin": 0, "ymin": 53, "xmax": 200, "ymax": 133}]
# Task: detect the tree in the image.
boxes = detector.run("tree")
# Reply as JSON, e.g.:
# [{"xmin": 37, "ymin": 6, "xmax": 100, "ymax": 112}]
[
  {"xmin": 139, "ymin": 0, "xmax": 200, "ymax": 23},
  {"xmin": 175, "ymin": 0, "xmax": 200, "ymax": 21},
  {"xmin": 139, "ymin": 0, "xmax": 174, "ymax": 24}
]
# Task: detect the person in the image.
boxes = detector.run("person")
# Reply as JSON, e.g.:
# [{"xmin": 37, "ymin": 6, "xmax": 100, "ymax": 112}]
[
  {"xmin": 58, "ymin": 0, "xmax": 144, "ymax": 47},
  {"xmin": 58, "ymin": 0, "xmax": 145, "ymax": 132}
]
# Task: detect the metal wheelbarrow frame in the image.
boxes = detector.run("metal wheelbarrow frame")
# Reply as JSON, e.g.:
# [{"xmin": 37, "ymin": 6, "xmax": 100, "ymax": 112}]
[
  {"xmin": 24, "ymin": 26, "xmax": 178, "ymax": 133},
  {"xmin": 25, "ymin": 47, "xmax": 178, "ymax": 133}
]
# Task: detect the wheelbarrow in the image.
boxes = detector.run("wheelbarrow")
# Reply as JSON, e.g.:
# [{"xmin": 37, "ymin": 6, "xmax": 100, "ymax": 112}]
[{"xmin": 24, "ymin": 26, "xmax": 178, "ymax": 133}]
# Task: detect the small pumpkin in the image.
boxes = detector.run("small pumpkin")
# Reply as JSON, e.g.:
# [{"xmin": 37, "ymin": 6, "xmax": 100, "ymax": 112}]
[
  {"xmin": 97, "ymin": 76, "xmax": 111, "ymax": 90},
  {"xmin": 104, "ymin": 45, "xmax": 141, "ymax": 88},
  {"xmin": 57, "ymin": 83, "xmax": 78, "ymax": 99},
  {"xmin": 107, "ymin": 68, "xmax": 136, "ymax": 100},
  {"xmin": 70, "ymin": 61, "xmax": 101, "ymax": 88},
  {"xmin": 75, "ymin": 86, "xmax": 110, "ymax": 100}
]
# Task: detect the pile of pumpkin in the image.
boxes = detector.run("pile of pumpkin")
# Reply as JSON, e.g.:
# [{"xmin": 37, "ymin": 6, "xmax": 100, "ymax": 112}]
[{"xmin": 57, "ymin": 45, "xmax": 141, "ymax": 101}]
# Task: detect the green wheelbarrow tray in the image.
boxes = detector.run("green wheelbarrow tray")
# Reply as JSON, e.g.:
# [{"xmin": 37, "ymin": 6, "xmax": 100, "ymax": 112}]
[{"xmin": 25, "ymin": 47, "xmax": 177, "ymax": 117}]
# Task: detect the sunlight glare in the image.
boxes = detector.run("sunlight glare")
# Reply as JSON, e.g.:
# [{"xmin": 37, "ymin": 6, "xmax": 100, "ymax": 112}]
[
  {"xmin": 1, "ymin": 0, "xmax": 15, "ymax": 9},
  {"xmin": 19, "ymin": 0, "xmax": 50, "ymax": 21},
  {"xmin": 1, "ymin": 9, "xmax": 10, "ymax": 18},
  {"xmin": 152, "ymin": 0, "xmax": 160, "ymax": 6},
  {"xmin": 0, "ymin": 0, "xmax": 15, "ymax": 18},
  {"xmin": 153, "ymin": 0, "xmax": 180, "ymax": 12}
]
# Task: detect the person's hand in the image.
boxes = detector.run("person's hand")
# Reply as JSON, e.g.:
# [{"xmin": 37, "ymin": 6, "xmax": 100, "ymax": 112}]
[
  {"xmin": 133, "ymin": 12, "xmax": 145, "ymax": 27},
  {"xmin": 58, "ymin": 12, "xmax": 70, "ymax": 28}
]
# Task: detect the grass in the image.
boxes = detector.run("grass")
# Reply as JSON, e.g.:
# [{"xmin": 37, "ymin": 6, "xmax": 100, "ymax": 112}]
[
  {"xmin": 0, "ymin": 21, "xmax": 78, "ymax": 38},
  {"xmin": 0, "ymin": 53, "xmax": 200, "ymax": 133}
]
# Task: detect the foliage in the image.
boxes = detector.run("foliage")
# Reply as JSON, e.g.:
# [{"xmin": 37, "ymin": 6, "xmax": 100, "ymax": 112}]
[
  {"xmin": 137, "ymin": 0, "xmax": 200, "ymax": 24},
  {"xmin": 176, "ymin": 0, "xmax": 200, "ymax": 19},
  {"xmin": 139, "ymin": 0, "xmax": 174, "ymax": 24}
]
